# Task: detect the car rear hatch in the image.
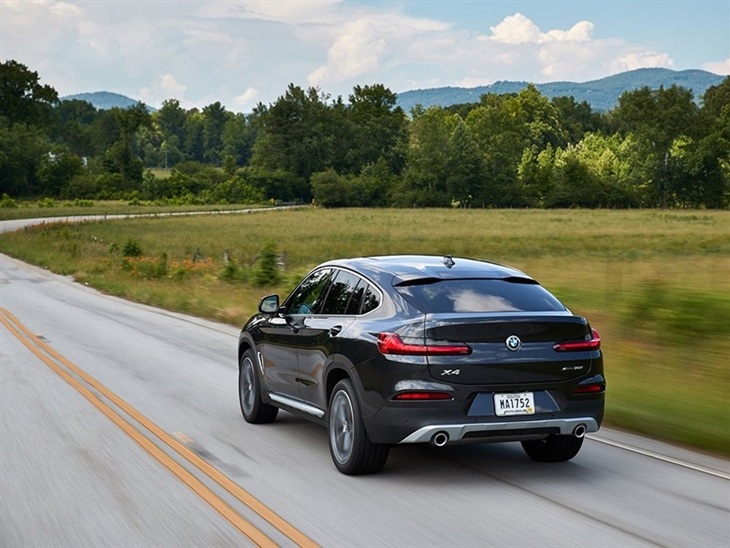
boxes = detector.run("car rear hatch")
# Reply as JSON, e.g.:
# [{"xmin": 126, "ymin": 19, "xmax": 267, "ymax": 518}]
[
  {"xmin": 393, "ymin": 275, "xmax": 600, "ymax": 385},
  {"xmin": 424, "ymin": 313, "xmax": 598, "ymax": 385}
]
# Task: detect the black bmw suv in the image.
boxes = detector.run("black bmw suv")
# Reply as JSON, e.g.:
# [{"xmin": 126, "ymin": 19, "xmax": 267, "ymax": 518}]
[{"xmin": 238, "ymin": 255, "xmax": 605, "ymax": 475}]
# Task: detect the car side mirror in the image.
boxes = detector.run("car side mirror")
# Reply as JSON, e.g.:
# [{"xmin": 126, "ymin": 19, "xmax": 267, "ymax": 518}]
[{"xmin": 258, "ymin": 294, "xmax": 280, "ymax": 315}]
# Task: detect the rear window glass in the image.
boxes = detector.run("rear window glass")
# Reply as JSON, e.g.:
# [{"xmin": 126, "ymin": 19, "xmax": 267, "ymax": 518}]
[
  {"xmin": 360, "ymin": 284, "xmax": 380, "ymax": 314},
  {"xmin": 395, "ymin": 279, "xmax": 565, "ymax": 313}
]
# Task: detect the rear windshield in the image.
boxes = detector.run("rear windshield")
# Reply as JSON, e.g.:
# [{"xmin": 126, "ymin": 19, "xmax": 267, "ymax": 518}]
[{"xmin": 395, "ymin": 279, "xmax": 566, "ymax": 313}]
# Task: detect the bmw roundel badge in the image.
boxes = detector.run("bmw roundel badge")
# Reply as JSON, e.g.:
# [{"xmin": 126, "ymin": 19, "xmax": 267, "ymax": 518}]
[{"xmin": 506, "ymin": 335, "xmax": 522, "ymax": 352}]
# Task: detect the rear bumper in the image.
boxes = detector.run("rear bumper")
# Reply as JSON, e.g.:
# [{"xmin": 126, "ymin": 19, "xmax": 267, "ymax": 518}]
[
  {"xmin": 361, "ymin": 395, "xmax": 604, "ymax": 445},
  {"xmin": 398, "ymin": 417, "xmax": 598, "ymax": 444}
]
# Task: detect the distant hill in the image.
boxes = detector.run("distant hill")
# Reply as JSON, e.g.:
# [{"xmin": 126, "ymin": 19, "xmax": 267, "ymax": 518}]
[
  {"xmin": 60, "ymin": 91, "xmax": 156, "ymax": 111},
  {"xmin": 395, "ymin": 68, "xmax": 726, "ymax": 113},
  {"xmin": 62, "ymin": 68, "xmax": 725, "ymax": 114}
]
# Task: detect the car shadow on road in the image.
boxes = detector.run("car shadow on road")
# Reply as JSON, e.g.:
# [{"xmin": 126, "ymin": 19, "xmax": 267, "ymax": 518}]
[{"xmin": 268, "ymin": 411, "xmax": 603, "ymax": 486}]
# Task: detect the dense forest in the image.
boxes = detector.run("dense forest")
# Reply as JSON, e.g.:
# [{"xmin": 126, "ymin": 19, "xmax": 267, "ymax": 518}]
[{"xmin": 1, "ymin": 60, "xmax": 728, "ymax": 209}]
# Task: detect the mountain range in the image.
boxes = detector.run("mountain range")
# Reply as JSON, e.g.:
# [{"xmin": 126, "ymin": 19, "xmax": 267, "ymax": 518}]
[
  {"xmin": 62, "ymin": 68, "xmax": 725, "ymax": 114},
  {"xmin": 395, "ymin": 68, "xmax": 725, "ymax": 112}
]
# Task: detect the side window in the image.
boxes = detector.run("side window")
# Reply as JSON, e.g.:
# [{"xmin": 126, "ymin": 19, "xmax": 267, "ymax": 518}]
[
  {"xmin": 320, "ymin": 270, "xmax": 362, "ymax": 315},
  {"xmin": 345, "ymin": 279, "xmax": 366, "ymax": 315},
  {"xmin": 285, "ymin": 269, "xmax": 333, "ymax": 315},
  {"xmin": 360, "ymin": 284, "xmax": 380, "ymax": 314}
]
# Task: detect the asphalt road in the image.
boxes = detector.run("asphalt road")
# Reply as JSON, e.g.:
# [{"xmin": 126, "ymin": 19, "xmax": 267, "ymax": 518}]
[{"xmin": 1, "ymin": 219, "xmax": 728, "ymax": 547}]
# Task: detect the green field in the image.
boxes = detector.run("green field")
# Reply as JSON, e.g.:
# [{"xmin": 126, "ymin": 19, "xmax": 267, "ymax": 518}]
[{"xmin": 1, "ymin": 207, "xmax": 728, "ymax": 455}]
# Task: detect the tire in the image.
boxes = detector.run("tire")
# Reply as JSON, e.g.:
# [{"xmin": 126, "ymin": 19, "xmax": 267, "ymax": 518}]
[
  {"xmin": 521, "ymin": 434, "xmax": 584, "ymax": 462},
  {"xmin": 328, "ymin": 379, "xmax": 389, "ymax": 475},
  {"xmin": 239, "ymin": 350, "xmax": 278, "ymax": 424}
]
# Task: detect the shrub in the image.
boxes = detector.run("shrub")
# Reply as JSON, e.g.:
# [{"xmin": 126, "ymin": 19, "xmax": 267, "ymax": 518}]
[
  {"xmin": 219, "ymin": 258, "xmax": 247, "ymax": 283},
  {"xmin": 0, "ymin": 194, "xmax": 17, "ymax": 208},
  {"xmin": 37, "ymin": 197, "xmax": 55, "ymax": 208},
  {"xmin": 251, "ymin": 241, "xmax": 281, "ymax": 287},
  {"xmin": 122, "ymin": 238, "xmax": 143, "ymax": 257}
]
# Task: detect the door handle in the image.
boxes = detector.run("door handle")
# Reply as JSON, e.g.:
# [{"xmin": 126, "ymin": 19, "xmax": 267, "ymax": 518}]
[{"xmin": 329, "ymin": 325, "xmax": 343, "ymax": 337}]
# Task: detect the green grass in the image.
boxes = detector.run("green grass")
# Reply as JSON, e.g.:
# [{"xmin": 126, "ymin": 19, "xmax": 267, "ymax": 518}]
[{"xmin": 1, "ymin": 207, "xmax": 728, "ymax": 455}]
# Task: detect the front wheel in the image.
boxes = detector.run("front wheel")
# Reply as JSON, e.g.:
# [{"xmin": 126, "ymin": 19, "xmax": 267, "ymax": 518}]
[
  {"xmin": 239, "ymin": 350, "xmax": 278, "ymax": 424},
  {"xmin": 328, "ymin": 379, "xmax": 389, "ymax": 475},
  {"xmin": 521, "ymin": 434, "xmax": 583, "ymax": 462}
]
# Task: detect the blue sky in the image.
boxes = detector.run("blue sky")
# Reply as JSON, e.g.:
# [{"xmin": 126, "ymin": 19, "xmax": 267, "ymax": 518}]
[{"xmin": 1, "ymin": 0, "xmax": 728, "ymax": 112}]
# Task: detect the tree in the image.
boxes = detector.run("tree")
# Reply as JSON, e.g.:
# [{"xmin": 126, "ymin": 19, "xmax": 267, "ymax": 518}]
[
  {"xmin": 154, "ymin": 99, "xmax": 188, "ymax": 168},
  {"xmin": 0, "ymin": 60, "xmax": 58, "ymax": 127},
  {"xmin": 156, "ymin": 99, "xmax": 187, "ymax": 141},
  {"xmin": 612, "ymin": 85, "xmax": 699, "ymax": 207},
  {"xmin": 505, "ymin": 84, "xmax": 568, "ymax": 151},
  {"xmin": 222, "ymin": 112, "xmax": 255, "ymax": 167},
  {"xmin": 98, "ymin": 104, "xmax": 151, "ymax": 192},
  {"xmin": 465, "ymin": 97, "xmax": 524, "ymax": 206},
  {"xmin": 551, "ymin": 96, "xmax": 606, "ymax": 145},
  {"xmin": 250, "ymin": 84, "xmax": 336, "ymax": 180},
  {"xmin": 202, "ymin": 101, "xmax": 229, "ymax": 165},
  {"xmin": 52, "ymin": 99, "xmax": 98, "ymax": 156},
  {"xmin": 344, "ymin": 84, "xmax": 408, "ymax": 174},
  {"xmin": 0, "ymin": 124, "xmax": 51, "ymax": 196},
  {"xmin": 37, "ymin": 153, "xmax": 84, "ymax": 197},
  {"xmin": 445, "ymin": 121, "xmax": 484, "ymax": 207},
  {"xmin": 399, "ymin": 106, "xmax": 460, "ymax": 206},
  {"xmin": 179, "ymin": 110, "xmax": 203, "ymax": 163}
]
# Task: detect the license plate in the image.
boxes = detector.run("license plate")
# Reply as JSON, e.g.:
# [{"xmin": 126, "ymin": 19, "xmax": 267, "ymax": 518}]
[{"xmin": 494, "ymin": 392, "xmax": 535, "ymax": 416}]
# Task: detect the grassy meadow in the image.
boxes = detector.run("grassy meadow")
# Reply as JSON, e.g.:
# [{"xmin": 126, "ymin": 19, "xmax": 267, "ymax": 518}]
[{"xmin": 1, "ymin": 207, "xmax": 728, "ymax": 455}]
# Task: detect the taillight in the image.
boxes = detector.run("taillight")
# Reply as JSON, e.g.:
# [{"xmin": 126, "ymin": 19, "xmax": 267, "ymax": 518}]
[
  {"xmin": 392, "ymin": 392, "xmax": 453, "ymax": 401},
  {"xmin": 574, "ymin": 383, "xmax": 605, "ymax": 394},
  {"xmin": 377, "ymin": 332, "xmax": 472, "ymax": 356},
  {"xmin": 553, "ymin": 328, "xmax": 601, "ymax": 352}
]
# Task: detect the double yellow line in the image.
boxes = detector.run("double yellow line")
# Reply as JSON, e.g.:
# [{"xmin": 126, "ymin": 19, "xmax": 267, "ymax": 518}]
[{"xmin": 0, "ymin": 306, "xmax": 318, "ymax": 548}]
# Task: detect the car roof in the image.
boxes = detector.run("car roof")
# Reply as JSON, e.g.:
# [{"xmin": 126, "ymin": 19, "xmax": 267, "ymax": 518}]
[{"xmin": 321, "ymin": 255, "xmax": 533, "ymax": 286}]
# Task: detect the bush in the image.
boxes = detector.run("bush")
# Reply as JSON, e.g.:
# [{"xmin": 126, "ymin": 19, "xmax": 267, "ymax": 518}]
[
  {"xmin": 0, "ymin": 194, "xmax": 17, "ymax": 208},
  {"xmin": 219, "ymin": 253, "xmax": 247, "ymax": 283},
  {"xmin": 37, "ymin": 197, "xmax": 55, "ymax": 208},
  {"xmin": 251, "ymin": 241, "xmax": 281, "ymax": 287},
  {"xmin": 122, "ymin": 238, "xmax": 143, "ymax": 257}
]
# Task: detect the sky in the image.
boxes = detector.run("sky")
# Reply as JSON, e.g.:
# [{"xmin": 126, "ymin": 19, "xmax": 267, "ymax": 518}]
[{"xmin": 2, "ymin": 0, "xmax": 729, "ymax": 112}]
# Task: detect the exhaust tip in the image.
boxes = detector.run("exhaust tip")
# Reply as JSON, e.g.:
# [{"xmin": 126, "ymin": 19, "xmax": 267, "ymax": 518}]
[
  {"xmin": 431, "ymin": 431, "xmax": 449, "ymax": 447},
  {"xmin": 573, "ymin": 424, "xmax": 587, "ymax": 438}
]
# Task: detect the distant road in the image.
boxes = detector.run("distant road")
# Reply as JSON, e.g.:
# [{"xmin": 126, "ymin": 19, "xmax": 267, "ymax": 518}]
[
  {"xmin": 0, "ymin": 205, "xmax": 303, "ymax": 234},
  {"xmin": 1, "ymin": 216, "xmax": 728, "ymax": 547}
]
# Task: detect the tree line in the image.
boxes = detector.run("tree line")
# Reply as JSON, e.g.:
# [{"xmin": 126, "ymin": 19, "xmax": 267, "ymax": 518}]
[{"xmin": 1, "ymin": 59, "xmax": 728, "ymax": 208}]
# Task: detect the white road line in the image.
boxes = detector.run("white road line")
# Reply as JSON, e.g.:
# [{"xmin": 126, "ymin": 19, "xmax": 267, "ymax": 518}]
[{"xmin": 588, "ymin": 434, "xmax": 730, "ymax": 480}]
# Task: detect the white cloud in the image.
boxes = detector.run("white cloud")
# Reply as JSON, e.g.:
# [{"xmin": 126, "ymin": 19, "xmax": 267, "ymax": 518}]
[
  {"xmin": 476, "ymin": 14, "xmax": 678, "ymax": 83},
  {"xmin": 542, "ymin": 21, "xmax": 594, "ymax": 43},
  {"xmin": 198, "ymin": 0, "xmax": 344, "ymax": 25},
  {"xmin": 609, "ymin": 51, "xmax": 675, "ymax": 72},
  {"xmin": 159, "ymin": 75, "xmax": 188, "ymax": 97},
  {"xmin": 309, "ymin": 18, "xmax": 388, "ymax": 86},
  {"xmin": 703, "ymin": 58, "xmax": 730, "ymax": 75},
  {"xmin": 234, "ymin": 87, "xmax": 261, "ymax": 110},
  {"xmin": 487, "ymin": 13, "xmax": 593, "ymax": 45},
  {"xmin": 139, "ymin": 74, "xmax": 188, "ymax": 108},
  {"xmin": 488, "ymin": 13, "xmax": 540, "ymax": 45}
]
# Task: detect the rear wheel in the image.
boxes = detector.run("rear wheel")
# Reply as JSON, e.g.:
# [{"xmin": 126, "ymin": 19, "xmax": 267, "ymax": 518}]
[
  {"xmin": 328, "ymin": 379, "xmax": 389, "ymax": 475},
  {"xmin": 239, "ymin": 350, "xmax": 278, "ymax": 424},
  {"xmin": 521, "ymin": 434, "xmax": 583, "ymax": 462}
]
